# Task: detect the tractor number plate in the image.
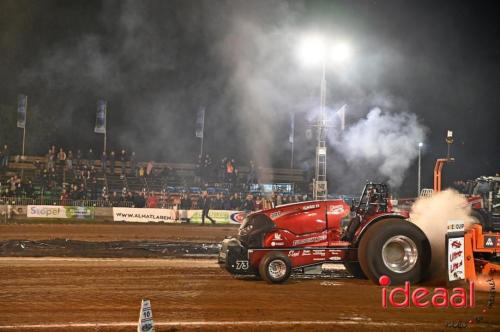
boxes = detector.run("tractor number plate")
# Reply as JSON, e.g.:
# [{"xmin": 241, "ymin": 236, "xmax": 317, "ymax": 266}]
[{"xmin": 235, "ymin": 260, "xmax": 250, "ymax": 270}]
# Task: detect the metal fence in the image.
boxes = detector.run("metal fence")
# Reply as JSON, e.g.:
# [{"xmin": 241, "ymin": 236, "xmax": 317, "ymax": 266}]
[{"xmin": 0, "ymin": 197, "xmax": 134, "ymax": 207}]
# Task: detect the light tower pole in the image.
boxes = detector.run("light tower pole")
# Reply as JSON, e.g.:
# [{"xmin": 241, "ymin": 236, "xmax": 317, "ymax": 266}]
[
  {"xmin": 314, "ymin": 59, "xmax": 328, "ymax": 200},
  {"xmin": 297, "ymin": 36, "xmax": 351, "ymax": 200}
]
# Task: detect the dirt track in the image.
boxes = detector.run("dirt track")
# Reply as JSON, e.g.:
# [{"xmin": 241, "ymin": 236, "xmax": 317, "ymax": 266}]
[
  {"xmin": 0, "ymin": 222, "xmax": 499, "ymax": 331},
  {"xmin": 0, "ymin": 223, "xmax": 238, "ymax": 243}
]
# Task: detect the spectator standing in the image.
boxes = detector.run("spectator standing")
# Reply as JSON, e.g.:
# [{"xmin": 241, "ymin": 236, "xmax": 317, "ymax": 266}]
[
  {"xmin": 225, "ymin": 159, "xmax": 234, "ymax": 186},
  {"xmin": 0, "ymin": 144, "xmax": 9, "ymax": 169},
  {"xmin": 147, "ymin": 193, "xmax": 158, "ymax": 208},
  {"xmin": 24, "ymin": 179, "xmax": 34, "ymax": 198},
  {"xmin": 212, "ymin": 193, "xmax": 224, "ymax": 210},
  {"xmin": 110, "ymin": 191, "xmax": 119, "ymax": 206},
  {"xmin": 180, "ymin": 193, "xmax": 192, "ymax": 210},
  {"xmin": 46, "ymin": 149, "xmax": 55, "ymax": 170},
  {"xmin": 60, "ymin": 189, "xmax": 69, "ymax": 205},
  {"xmin": 90, "ymin": 177, "xmax": 98, "ymax": 200},
  {"xmin": 134, "ymin": 191, "xmax": 146, "ymax": 208},
  {"xmin": 247, "ymin": 160, "xmax": 257, "ymax": 189},
  {"xmin": 197, "ymin": 191, "xmax": 216, "ymax": 224},
  {"xmin": 66, "ymin": 150, "xmax": 73, "ymax": 170},
  {"xmin": 101, "ymin": 152, "xmax": 107, "ymax": 174},
  {"xmin": 57, "ymin": 148, "xmax": 66, "ymax": 170},
  {"xmin": 41, "ymin": 169, "xmax": 49, "ymax": 191},
  {"xmin": 101, "ymin": 186, "xmax": 109, "ymax": 202},
  {"xmin": 146, "ymin": 161, "xmax": 154, "ymax": 177}
]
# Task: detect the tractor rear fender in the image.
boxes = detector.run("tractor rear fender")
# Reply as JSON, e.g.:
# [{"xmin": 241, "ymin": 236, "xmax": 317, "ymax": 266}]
[{"xmin": 352, "ymin": 214, "xmax": 407, "ymax": 246}]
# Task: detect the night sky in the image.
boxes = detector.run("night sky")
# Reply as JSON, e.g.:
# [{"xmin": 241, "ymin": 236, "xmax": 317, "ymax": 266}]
[{"xmin": 0, "ymin": 0, "xmax": 499, "ymax": 196}]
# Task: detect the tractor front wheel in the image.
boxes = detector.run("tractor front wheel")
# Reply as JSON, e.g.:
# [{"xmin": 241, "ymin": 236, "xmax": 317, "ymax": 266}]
[{"xmin": 259, "ymin": 252, "xmax": 292, "ymax": 284}]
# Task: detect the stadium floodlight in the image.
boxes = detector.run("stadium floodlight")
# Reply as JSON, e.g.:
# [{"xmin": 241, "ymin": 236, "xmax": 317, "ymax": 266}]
[
  {"xmin": 331, "ymin": 42, "xmax": 352, "ymax": 63},
  {"xmin": 297, "ymin": 34, "xmax": 327, "ymax": 67},
  {"xmin": 418, "ymin": 142, "xmax": 424, "ymax": 148}
]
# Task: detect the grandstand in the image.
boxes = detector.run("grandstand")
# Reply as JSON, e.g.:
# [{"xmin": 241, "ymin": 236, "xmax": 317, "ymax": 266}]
[{"xmin": 0, "ymin": 155, "xmax": 308, "ymax": 207}]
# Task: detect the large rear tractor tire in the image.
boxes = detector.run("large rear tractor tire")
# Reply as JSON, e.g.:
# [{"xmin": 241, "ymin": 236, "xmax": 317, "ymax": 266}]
[
  {"xmin": 259, "ymin": 252, "xmax": 292, "ymax": 284},
  {"xmin": 358, "ymin": 218, "xmax": 431, "ymax": 285}
]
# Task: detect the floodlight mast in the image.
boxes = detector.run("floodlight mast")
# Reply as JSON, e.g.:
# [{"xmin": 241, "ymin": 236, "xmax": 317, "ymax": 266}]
[
  {"xmin": 314, "ymin": 58, "xmax": 328, "ymax": 200},
  {"xmin": 297, "ymin": 35, "xmax": 351, "ymax": 200}
]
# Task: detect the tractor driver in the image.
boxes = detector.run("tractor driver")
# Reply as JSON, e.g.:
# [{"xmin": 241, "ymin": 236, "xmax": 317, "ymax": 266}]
[{"xmin": 367, "ymin": 187, "xmax": 381, "ymax": 214}]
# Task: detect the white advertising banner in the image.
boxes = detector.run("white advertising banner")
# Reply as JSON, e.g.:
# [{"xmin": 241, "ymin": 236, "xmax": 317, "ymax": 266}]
[
  {"xmin": 27, "ymin": 205, "xmax": 67, "ymax": 218},
  {"xmin": 27, "ymin": 205, "xmax": 95, "ymax": 219},
  {"xmin": 113, "ymin": 208, "xmax": 177, "ymax": 223},
  {"xmin": 180, "ymin": 209, "xmax": 247, "ymax": 224}
]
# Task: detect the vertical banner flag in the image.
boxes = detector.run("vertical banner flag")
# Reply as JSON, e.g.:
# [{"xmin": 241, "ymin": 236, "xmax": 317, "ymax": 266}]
[
  {"xmin": 17, "ymin": 94, "xmax": 27, "ymax": 129},
  {"xmin": 195, "ymin": 107, "xmax": 205, "ymax": 138},
  {"xmin": 289, "ymin": 113, "xmax": 295, "ymax": 144},
  {"xmin": 94, "ymin": 99, "xmax": 107, "ymax": 134},
  {"xmin": 337, "ymin": 104, "xmax": 346, "ymax": 131}
]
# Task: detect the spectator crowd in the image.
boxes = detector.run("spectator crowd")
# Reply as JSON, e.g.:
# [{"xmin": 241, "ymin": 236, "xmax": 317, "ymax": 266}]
[{"xmin": 1, "ymin": 143, "xmax": 306, "ymax": 211}]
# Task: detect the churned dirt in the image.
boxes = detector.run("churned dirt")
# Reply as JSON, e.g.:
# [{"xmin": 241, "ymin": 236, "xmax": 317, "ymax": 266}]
[{"xmin": 0, "ymin": 222, "xmax": 499, "ymax": 331}]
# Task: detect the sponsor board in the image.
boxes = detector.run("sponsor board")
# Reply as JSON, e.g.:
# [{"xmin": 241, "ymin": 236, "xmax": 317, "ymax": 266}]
[
  {"xmin": 184, "ymin": 210, "xmax": 246, "ymax": 224},
  {"xmin": 27, "ymin": 205, "xmax": 94, "ymax": 220},
  {"xmin": 446, "ymin": 220, "xmax": 465, "ymax": 282},
  {"xmin": 113, "ymin": 208, "xmax": 177, "ymax": 223},
  {"xmin": 447, "ymin": 219, "xmax": 465, "ymax": 233},
  {"xmin": 447, "ymin": 237, "xmax": 465, "ymax": 282}
]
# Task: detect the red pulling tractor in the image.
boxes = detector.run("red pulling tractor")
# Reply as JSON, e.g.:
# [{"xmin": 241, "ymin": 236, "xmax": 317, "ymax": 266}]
[{"xmin": 219, "ymin": 183, "xmax": 431, "ymax": 285}]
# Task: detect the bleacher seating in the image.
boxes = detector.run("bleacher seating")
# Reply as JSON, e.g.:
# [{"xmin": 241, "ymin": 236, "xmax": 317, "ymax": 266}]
[{"xmin": 2, "ymin": 155, "xmax": 308, "ymax": 197}]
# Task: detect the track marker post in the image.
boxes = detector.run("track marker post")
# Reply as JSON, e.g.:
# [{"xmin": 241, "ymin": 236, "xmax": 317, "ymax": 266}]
[{"xmin": 138, "ymin": 299, "xmax": 155, "ymax": 332}]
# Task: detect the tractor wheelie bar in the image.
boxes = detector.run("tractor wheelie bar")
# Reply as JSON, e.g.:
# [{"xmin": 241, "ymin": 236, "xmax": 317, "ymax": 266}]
[{"xmin": 219, "ymin": 183, "xmax": 431, "ymax": 285}]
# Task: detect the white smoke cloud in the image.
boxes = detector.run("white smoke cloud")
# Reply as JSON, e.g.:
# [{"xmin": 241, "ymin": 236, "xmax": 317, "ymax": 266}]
[
  {"xmin": 331, "ymin": 107, "xmax": 426, "ymax": 188},
  {"xmin": 410, "ymin": 189, "xmax": 474, "ymax": 283}
]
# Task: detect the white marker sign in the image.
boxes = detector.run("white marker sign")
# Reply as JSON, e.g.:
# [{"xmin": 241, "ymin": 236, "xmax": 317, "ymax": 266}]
[{"xmin": 138, "ymin": 299, "xmax": 154, "ymax": 332}]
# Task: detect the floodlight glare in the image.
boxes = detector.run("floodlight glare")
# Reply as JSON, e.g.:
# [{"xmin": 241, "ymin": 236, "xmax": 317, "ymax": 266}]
[
  {"xmin": 418, "ymin": 142, "xmax": 423, "ymax": 147},
  {"xmin": 331, "ymin": 42, "xmax": 351, "ymax": 63},
  {"xmin": 297, "ymin": 35, "xmax": 326, "ymax": 66}
]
